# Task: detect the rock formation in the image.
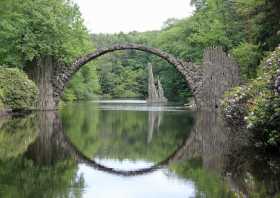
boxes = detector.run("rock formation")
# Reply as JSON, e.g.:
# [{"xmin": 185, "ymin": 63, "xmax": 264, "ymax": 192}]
[
  {"xmin": 147, "ymin": 63, "xmax": 168, "ymax": 103},
  {"xmin": 148, "ymin": 63, "xmax": 159, "ymax": 101},
  {"xmin": 157, "ymin": 78, "xmax": 167, "ymax": 102}
]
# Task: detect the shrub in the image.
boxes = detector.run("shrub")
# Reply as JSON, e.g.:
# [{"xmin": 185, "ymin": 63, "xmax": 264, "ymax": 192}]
[
  {"xmin": 222, "ymin": 45, "xmax": 280, "ymax": 149},
  {"xmin": 0, "ymin": 67, "xmax": 38, "ymax": 110}
]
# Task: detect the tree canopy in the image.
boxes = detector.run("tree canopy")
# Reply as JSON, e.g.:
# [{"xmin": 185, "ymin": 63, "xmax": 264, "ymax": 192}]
[
  {"xmin": 0, "ymin": 0, "xmax": 279, "ymax": 102},
  {"xmin": 0, "ymin": 0, "xmax": 93, "ymax": 67}
]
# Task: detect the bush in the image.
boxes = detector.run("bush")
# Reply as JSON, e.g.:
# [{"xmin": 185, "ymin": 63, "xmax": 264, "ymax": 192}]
[
  {"xmin": 222, "ymin": 45, "xmax": 280, "ymax": 149},
  {"xmin": 0, "ymin": 67, "xmax": 38, "ymax": 110}
]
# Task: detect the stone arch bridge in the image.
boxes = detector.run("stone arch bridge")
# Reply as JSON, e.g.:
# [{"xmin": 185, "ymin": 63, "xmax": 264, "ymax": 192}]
[{"xmin": 30, "ymin": 44, "xmax": 240, "ymax": 110}]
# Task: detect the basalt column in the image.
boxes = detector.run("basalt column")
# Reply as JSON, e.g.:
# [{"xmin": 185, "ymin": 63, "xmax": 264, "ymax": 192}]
[
  {"xmin": 147, "ymin": 63, "xmax": 168, "ymax": 103},
  {"xmin": 196, "ymin": 47, "xmax": 241, "ymax": 111},
  {"xmin": 147, "ymin": 63, "xmax": 159, "ymax": 101}
]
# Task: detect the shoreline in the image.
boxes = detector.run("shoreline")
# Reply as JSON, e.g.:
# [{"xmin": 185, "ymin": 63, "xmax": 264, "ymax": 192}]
[
  {"xmin": 0, "ymin": 109, "xmax": 12, "ymax": 117},
  {"xmin": 0, "ymin": 109, "xmax": 34, "ymax": 117}
]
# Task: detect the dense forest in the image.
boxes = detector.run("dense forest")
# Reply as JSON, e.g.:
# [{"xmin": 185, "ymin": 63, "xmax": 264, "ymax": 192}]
[
  {"xmin": 0, "ymin": 0, "xmax": 279, "ymax": 140},
  {"xmin": 63, "ymin": 32, "xmax": 192, "ymax": 101},
  {"xmin": 63, "ymin": 0, "xmax": 280, "ymax": 102},
  {"xmin": 0, "ymin": 0, "xmax": 280, "ymax": 196},
  {"xmin": 0, "ymin": 0, "xmax": 279, "ymax": 103}
]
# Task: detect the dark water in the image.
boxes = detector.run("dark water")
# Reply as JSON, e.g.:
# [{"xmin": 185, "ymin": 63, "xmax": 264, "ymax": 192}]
[{"xmin": 0, "ymin": 100, "xmax": 280, "ymax": 198}]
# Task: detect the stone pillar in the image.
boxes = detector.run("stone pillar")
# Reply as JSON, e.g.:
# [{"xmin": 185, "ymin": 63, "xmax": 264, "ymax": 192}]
[{"xmin": 196, "ymin": 47, "xmax": 240, "ymax": 111}]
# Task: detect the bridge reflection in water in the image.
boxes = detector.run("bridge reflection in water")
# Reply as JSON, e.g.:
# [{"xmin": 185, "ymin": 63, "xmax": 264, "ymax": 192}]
[{"xmin": 0, "ymin": 107, "xmax": 280, "ymax": 197}]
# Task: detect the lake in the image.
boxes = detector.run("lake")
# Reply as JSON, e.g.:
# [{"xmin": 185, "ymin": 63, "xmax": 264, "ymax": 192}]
[{"xmin": 0, "ymin": 100, "xmax": 279, "ymax": 197}]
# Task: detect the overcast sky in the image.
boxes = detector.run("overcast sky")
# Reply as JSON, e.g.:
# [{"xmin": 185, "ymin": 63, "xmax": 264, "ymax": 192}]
[{"xmin": 73, "ymin": 0, "xmax": 194, "ymax": 33}]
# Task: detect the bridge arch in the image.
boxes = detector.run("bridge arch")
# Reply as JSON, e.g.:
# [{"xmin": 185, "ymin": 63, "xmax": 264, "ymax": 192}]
[
  {"xmin": 52, "ymin": 44, "xmax": 199, "ymax": 107},
  {"xmin": 31, "ymin": 44, "xmax": 239, "ymax": 110}
]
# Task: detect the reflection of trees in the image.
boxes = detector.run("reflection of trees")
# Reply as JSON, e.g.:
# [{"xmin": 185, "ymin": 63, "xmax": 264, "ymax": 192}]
[
  {"xmin": 0, "ymin": 112, "xmax": 84, "ymax": 198},
  {"xmin": 0, "ymin": 158, "xmax": 84, "ymax": 198},
  {"xmin": 225, "ymin": 145, "xmax": 280, "ymax": 197},
  {"xmin": 171, "ymin": 110, "xmax": 280, "ymax": 197},
  {"xmin": 61, "ymin": 102, "xmax": 194, "ymax": 162},
  {"xmin": 222, "ymin": 115, "xmax": 280, "ymax": 197},
  {"xmin": 172, "ymin": 158, "xmax": 236, "ymax": 198},
  {"xmin": 2, "ymin": 107, "xmax": 278, "ymax": 197},
  {"xmin": 0, "ymin": 114, "xmax": 38, "ymax": 160},
  {"xmin": 171, "ymin": 111, "xmax": 229, "ymax": 170},
  {"xmin": 25, "ymin": 112, "xmax": 72, "ymax": 165},
  {"xmin": 170, "ymin": 110, "xmax": 235, "ymax": 197}
]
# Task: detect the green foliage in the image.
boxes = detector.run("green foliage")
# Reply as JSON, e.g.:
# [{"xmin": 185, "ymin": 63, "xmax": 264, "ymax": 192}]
[
  {"xmin": 63, "ymin": 63, "xmax": 101, "ymax": 101},
  {"xmin": 0, "ymin": 0, "xmax": 278, "ymax": 104},
  {"xmin": 0, "ymin": 114, "xmax": 38, "ymax": 160},
  {"xmin": 0, "ymin": 158, "xmax": 84, "ymax": 198},
  {"xmin": 235, "ymin": 0, "xmax": 280, "ymax": 51},
  {"xmin": 90, "ymin": 32, "xmax": 192, "ymax": 101},
  {"xmin": 249, "ymin": 96, "xmax": 280, "ymax": 147},
  {"xmin": 91, "ymin": 33, "xmax": 151, "ymax": 99},
  {"xmin": 1, "ymin": 0, "xmax": 279, "ymax": 103},
  {"xmin": 0, "ymin": 0, "xmax": 92, "ymax": 66},
  {"xmin": 0, "ymin": 112, "xmax": 84, "ymax": 197},
  {"xmin": 222, "ymin": 46, "xmax": 280, "ymax": 149},
  {"xmin": 154, "ymin": 0, "xmax": 279, "ymax": 81},
  {"xmin": 232, "ymin": 42, "xmax": 261, "ymax": 80},
  {"xmin": 87, "ymin": 0, "xmax": 279, "ymax": 101},
  {"xmin": 0, "ymin": 0, "xmax": 99, "ymax": 103},
  {"xmin": 171, "ymin": 158, "xmax": 236, "ymax": 197},
  {"xmin": 0, "ymin": 67, "xmax": 38, "ymax": 110},
  {"xmin": 156, "ymin": 0, "xmax": 244, "ymax": 63},
  {"xmin": 226, "ymin": 145, "xmax": 280, "ymax": 197}
]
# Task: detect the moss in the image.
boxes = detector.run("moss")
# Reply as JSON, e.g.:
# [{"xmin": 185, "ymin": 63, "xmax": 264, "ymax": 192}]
[
  {"xmin": 0, "ymin": 67, "xmax": 38, "ymax": 110},
  {"xmin": 222, "ymin": 45, "xmax": 280, "ymax": 148}
]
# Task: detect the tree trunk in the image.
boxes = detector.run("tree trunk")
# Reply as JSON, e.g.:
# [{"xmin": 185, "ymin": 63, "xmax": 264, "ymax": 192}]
[{"xmin": 25, "ymin": 56, "xmax": 56, "ymax": 110}]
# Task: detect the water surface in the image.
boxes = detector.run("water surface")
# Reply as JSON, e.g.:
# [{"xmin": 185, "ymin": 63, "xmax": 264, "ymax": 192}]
[{"xmin": 0, "ymin": 100, "xmax": 279, "ymax": 197}]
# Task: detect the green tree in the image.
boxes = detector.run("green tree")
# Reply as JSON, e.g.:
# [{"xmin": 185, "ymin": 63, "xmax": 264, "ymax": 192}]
[
  {"xmin": 0, "ymin": 0, "xmax": 100, "ymax": 104},
  {"xmin": 0, "ymin": 0, "xmax": 91, "ymax": 66},
  {"xmin": 231, "ymin": 42, "xmax": 261, "ymax": 80}
]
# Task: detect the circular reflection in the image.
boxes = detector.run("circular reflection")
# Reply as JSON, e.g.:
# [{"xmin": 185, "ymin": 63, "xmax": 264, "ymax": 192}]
[
  {"xmin": 60, "ymin": 101, "xmax": 195, "ymax": 176},
  {"xmin": 62, "ymin": 129, "xmax": 190, "ymax": 177}
]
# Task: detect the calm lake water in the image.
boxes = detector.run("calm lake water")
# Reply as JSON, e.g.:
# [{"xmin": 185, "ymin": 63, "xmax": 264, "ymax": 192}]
[{"xmin": 0, "ymin": 100, "xmax": 279, "ymax": 197}]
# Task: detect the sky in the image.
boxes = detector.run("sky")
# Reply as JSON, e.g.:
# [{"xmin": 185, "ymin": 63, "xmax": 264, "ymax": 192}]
[{"xmin": 73, "ymin": 0, "xmax": 194, "ymax": 34}]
